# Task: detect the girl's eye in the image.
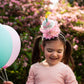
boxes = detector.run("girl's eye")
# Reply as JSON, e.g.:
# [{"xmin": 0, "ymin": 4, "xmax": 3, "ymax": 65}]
[
  {"xmin": 57, "ymin": 51, "xmax": 62, "ymax": 53},
  {"xmin": 48, "ymin": 50, "xmax": 53, "ymax": 52},
  {"xmin": 47, "ymin": 49, "xmax": 53, "ymax": 52}
]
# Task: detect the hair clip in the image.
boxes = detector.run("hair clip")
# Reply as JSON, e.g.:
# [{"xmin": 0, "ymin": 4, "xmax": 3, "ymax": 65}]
[{"xmin": 40, "ymin": 18, "xmax": 61, "ymax": 39}]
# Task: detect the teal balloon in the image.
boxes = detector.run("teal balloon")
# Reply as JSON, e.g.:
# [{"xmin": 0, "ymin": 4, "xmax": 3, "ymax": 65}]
[{"xmin": 0, "ymin": 24, "xmax": 13, "ymax": 68}]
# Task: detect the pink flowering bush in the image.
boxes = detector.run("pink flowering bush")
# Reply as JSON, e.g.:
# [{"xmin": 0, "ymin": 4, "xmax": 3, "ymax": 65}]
[
  {"xmin": 0, "ymin": 0, "xmax": 50, "ymax": 30},
  {"xmin": 48, "ymin": 0, "xmax": 84, "ymax": 83},
  {"xmin": 7, "ymin": 32, "xmax": 34, "ymax": 83},
  {"xmin": 0, "ymin": 0, "xmax": 50, "ymax": 83}
]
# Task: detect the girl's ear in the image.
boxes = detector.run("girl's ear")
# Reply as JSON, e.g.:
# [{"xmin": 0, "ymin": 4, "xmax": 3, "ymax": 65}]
[{"xmin": 40, "ymin": 44, "xmax": 44, "ymax": 51}]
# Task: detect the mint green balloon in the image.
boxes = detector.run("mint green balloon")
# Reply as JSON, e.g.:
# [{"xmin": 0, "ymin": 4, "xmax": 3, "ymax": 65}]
[{"xmin": 0, "ymin": 24, "xmax": 13, "ymax": 68}]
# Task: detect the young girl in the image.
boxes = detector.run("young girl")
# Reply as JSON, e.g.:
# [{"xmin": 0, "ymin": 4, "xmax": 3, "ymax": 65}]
[
  {"xmin": 3, "ymin": 18, "xmax": 78, "ymax": 84},
  {"xmin": 26, "ymin": 19, "xmax": 78, "ymax": 84}
]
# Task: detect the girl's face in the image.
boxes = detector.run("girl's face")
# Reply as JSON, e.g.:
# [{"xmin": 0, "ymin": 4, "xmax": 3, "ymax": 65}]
[{"xmin": 44, "ymin": 39, "xmax": 64, "ymax": 66}]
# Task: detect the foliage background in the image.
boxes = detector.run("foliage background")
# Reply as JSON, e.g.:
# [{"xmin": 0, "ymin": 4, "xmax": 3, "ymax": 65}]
[{"xmin": 0, "ymin": 0, "xmax": 84, "ymax": 84}]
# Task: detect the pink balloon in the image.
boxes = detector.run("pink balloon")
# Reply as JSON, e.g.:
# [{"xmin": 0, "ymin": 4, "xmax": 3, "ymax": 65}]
[{"xmin": 3, "ymin": 25, "xmax": 21, "ymax": 69}]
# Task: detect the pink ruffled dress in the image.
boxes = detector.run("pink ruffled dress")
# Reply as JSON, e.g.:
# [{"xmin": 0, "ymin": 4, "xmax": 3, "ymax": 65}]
[{"xmin": 26, "ymin": 62, "xmax": 78, "ymax": 84}]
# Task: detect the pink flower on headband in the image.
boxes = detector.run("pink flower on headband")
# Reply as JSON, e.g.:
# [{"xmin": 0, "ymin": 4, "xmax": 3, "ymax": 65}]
[{"xmin": 40, "ymin": 19, "xmax": 60, "ymax": 39}]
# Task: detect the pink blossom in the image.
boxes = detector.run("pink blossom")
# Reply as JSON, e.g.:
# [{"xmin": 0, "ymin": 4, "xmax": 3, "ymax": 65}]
[
  {"xmin": 30, "ymin": 7, "xmax": 35, "ymax": 11},
  {"xmin": 26, "ymin": 3, "xmax": 33, "ymax": 7},
  {"xmin": 28, "ymin": 0, "xmax": 31, "ymax": 3},
  {"xmin": 11, "ymin": 0, "xmax": 20, "ymax": 5},
  {"xmin": 74, "ymin": 12, "xmax": 80, "ymax": 16},
  {"xmin": 21, "ymin": 0, "xmax": 26, "ymax": 3},
  {"xmin": 79, "ymin": 10, "xmax": 84, "ymax": 14},
  {"xmin": 0, "ymin": 16, "xmax": 2, "ymax": 18},
  {"xmin": 76, "ymin": 40, "xmax": 79, "ymax": 43},
  {"xmin": 9, "ymin": 2, "xmax": 13, "ymax": 6},
  {"xmin": 14, "ymin": 25, "xmax": 18, "ymax": 30},
  {"xmin": 23, "ymin": 62, "xmax": 27, "ymax": 67},
  {"xmin": 56, "ymin": 13, "xmax": 62, "ymax": 20},
  {"xmin": 27, "ymin": 45, "xmax": 31, "ymax": 49},
  {"xmin": 73, "ymin": 44, "xmax": 78, "ymax": 51},
  {"xmin": 9, "ymin": 22, "xmax": 13, "ymax": 26},
  {"xmin": 22, "ymin": 4, "xmax": 28, "ymax": 7},
  {"xmin": 48, "ymin": 15, "xmax": 57, "ymax": 21},
  {"xmin": 27, "ymin": 15, "xmax": 33, "ymax": 19},
  {"xmin": 65, "ymin": 33, "xmax": 70, "ymax": 38},
  {"xmin": 23, "ymin": 40, "xmax": 28, "ymax": 43},
  {"xmin": 0, "ymin": 5, "xmax": 4, "ymax": 8},
  {"xmin": 29, "ymin": 36, "xmax": 33, "ymax": 40},
  {"xmin": 39, "ymin": 8, "xmax": 43, "ymax": 12},
  {"xmin": 28, "ymin": 24, "xmax": 30, "ymax": 27},
  {"xmin": 23, "ymin": 48, "xmax": 27, "ymax": 51},
  {"xmin": 69, "ymin": 24, "xmax": 74, "ymax": 28},
  {"xmin": 15, "ymin": 17, "xmax": 18, "ymax": 20},
  {"xmin": 29, "ymin": 42, "xmax": 31, "ymax": 45},
  {"xmin": 4, "ymin": 2, "xmax": 7, "ymax": 5},
  {"xmin": 33, "ymin": 12, "xmax": 38, "ymax": 17},
  {"xmin": 7, "ymin": 22, "xmax": 13, "ymax": 26},
  {"xmin": 73, "ymin": 26, "xmax": 84, "ymax": 32},
  {"xmin": 73, "ymin": 37, "xmax": 76, "ymax": 43},
  {"xmin": 73, "ymin": 37, "xmax": 79, "ymax": 43},
  {"xmin": 78, "ymin": 63, "xmax": 82, "ymax": 66},
  {"xmin": 27, "ymin": 9, "xmax": 30, "ymax": 13},
  {"xmin": 5, "ymin": 12, "xmax": 8, "ymax": 15},
  {"xmin": 2, "ymin": 16, "xmax": 8, "ymax": 19},
  {"xmin": 71, "ymin": 15, "xmax": 77, "ymax": 22},
  {"xmin": 22, "ymin": 6, "xmax": 26, "ymax": 11},
  {"xmin": 24, "ymin": 57, "xmax": 28, "ymax": 61},
  {"xmin": 62, "ymin": 13, "xmax": 70, "ymax": 18}
]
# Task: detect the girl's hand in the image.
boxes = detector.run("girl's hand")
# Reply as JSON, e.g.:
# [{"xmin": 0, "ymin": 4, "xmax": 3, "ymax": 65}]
[{"xmin": 3, "ymin": 81, "xmax": 13, "ymax": 84}]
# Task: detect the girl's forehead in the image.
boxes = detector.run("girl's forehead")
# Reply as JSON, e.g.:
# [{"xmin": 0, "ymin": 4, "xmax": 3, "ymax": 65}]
[
  {"xmin": 46, "ymin": 39, "xmax": 62, "ymax": 44},
  {"xmin": 45, "ymin": 40, "xmax": 64, "ymax": 48}
]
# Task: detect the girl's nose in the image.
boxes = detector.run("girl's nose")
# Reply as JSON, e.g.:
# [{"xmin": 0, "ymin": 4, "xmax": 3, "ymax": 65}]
[{"xmin": 53, "ymin": 52, "xmax": 57, "ymax": 57}]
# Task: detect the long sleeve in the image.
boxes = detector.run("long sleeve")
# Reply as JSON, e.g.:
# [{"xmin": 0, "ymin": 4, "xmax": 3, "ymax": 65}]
[
  {"xmin": 26, "ymin": 66, "xmax": 35, "ymax": 84},
  {"xmin": 65, "ymin": 66, "xmax": 78, "ymax": 84}
]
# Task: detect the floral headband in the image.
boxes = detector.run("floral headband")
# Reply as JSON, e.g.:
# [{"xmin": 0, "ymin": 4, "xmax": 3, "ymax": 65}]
[{"xmin": 40, "ymin": 18, "xmax": 61, "ymax": 39}]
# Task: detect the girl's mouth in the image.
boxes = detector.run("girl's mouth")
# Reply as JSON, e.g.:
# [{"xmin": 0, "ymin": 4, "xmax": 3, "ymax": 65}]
[{"xmin": 49, "ymin": 57, "xmax": 58, "ymax": 60}]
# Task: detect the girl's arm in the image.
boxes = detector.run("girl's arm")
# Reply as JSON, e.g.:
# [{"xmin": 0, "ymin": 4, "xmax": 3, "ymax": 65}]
[
  {"xmin": 65, "ymin": 66, "xmax": 78, "ymax": 84},
  {"xmin": 26, "ymin": 66, "xmax": 35, "ymax": 84},
  {"xmin": 3, "ymin": 81, "xmax": 13, "ymax": 84}
]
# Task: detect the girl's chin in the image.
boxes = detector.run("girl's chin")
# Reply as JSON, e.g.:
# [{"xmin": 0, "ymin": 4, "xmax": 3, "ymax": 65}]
[
  {"xmin": 48, "ymin": 61, "xmax": 59, "ymax": 66},
  {"xmin": 44, "ymin": 59, "xmax": 60, "ymax": 66}
]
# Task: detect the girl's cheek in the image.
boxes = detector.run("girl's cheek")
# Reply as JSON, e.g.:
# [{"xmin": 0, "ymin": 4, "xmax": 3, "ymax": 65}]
[{"xmin": 59, "ymin": 53, "xmax": 63, "ymax": 57}]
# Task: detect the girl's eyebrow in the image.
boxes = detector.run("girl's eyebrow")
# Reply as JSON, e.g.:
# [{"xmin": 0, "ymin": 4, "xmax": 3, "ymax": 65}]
[
  {"xmin": 47, "ymin": 48, "xmax": 63, "ymax": 51},
  {"xmin": 47, "ymin": 48, "xmax": 54, "ymax": 50},
  {"xmin": 58, "ymin": 49, "xmax": 63, "ymax": 51}
]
